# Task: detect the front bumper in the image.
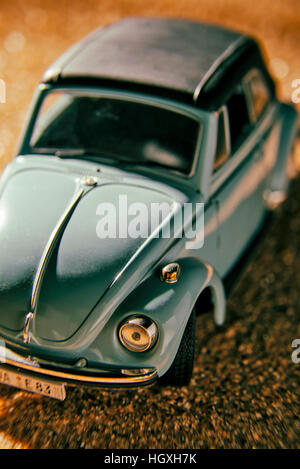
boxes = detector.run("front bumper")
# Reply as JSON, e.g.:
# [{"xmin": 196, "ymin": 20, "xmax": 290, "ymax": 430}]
[{"xmin": 0, "ymin": 344, "xmax": 158, "ymax": 389}]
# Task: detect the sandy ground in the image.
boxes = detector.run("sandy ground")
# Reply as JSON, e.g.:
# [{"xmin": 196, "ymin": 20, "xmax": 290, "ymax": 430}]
[{"xmin": 0, "ymin": 0, "xmax": 299, "ymax": 449}]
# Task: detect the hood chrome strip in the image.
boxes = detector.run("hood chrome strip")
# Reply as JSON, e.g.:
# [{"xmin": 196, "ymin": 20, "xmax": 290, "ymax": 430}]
[
  {"xmin": 23, "ymin": 187, "xmax": 85, "ymax": 343},
  {"xmin": 23, "ymin": 312, "xmax": 34, "ymax": 344}
]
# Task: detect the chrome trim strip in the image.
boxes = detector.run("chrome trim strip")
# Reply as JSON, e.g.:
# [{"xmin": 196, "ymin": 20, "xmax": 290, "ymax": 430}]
[
  {"xmin": 0, "ymin": 357, "xmax": 158, "ymax": 386},
  {"xmin": 23, "ymin": 312, "xmax": 34, "ymax": 344},
  {"xmin": 30, "ymin": 187, "xmax": 84, "ymax": 314},
  {"xmin": 110, "ymin": 200, "xmax": 181, "ymax": 288},
  {"xmin": 23, "ymin": 187, "xmax": 85, "ymax": 344}
]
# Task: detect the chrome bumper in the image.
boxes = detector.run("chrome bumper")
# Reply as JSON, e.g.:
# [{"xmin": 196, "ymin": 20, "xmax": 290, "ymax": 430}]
[{"xmin": 0, "ymin": 344, "xmax": 158, "ymax": 388}]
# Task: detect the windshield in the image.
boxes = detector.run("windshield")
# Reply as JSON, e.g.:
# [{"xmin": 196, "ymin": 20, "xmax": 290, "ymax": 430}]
[{"xmin": 29, "ymin": 90, "xmax": 200, "ymax": 174}]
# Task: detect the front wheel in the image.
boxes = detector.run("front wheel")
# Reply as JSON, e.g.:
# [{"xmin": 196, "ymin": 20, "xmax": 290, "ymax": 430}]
[{"xmin": 159, "ymin": 309, "xmax": 196, "ymax": 386}]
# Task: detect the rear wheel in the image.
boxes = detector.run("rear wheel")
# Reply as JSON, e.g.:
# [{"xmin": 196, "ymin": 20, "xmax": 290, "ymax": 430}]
[{"xmin": 159, "ymin": 309, "xmax": 196, "ymax": 386}]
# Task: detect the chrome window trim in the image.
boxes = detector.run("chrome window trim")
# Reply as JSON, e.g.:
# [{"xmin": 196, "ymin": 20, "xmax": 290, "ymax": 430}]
[
  {"xmin": 209, "ymin": 101, "xmax": 278, "ymax": 196},
  {"xmin": 27, "ymin": 85, "xmax": 203, "ymax": 180},
  {"xmin": 212, "ymin": 105, "xmax": 231, "ymax": 173}
]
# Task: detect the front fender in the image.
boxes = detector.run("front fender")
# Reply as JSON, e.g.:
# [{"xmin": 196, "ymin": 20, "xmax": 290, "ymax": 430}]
[{"xmin": 89, "ymin": 257, "xmax": 225, "ymax": 377}]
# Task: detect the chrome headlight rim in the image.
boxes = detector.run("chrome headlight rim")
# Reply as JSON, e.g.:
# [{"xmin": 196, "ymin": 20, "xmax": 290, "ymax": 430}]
[{"xmin": 118, "ymin": 315, "xmax": 159, "ymax": 353}]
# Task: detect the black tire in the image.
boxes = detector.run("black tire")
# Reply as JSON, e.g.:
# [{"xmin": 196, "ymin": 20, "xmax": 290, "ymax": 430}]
[{"xmin": 159, "ymin": 309, "xmax": 196, "ymax": 386}]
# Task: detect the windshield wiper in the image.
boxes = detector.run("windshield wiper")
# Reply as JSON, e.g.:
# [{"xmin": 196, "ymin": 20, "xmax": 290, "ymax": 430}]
[
  {"xmin": 55, "ymin": 148, "xmax": 128, "ymax": 164},
  {"xmin": 54, "ymin": 149, "xmax": 144, "ymax": 167},
  {"xmin": 125, "ymin": 160, "xmax": 173, "ymax": 170},
  {"xmin": 55, "ymin": 149, "xmax": 88, "ymax": 157},
  {"xmin": 55, "ymin": 149, "xmax": 113, "ymax": 159},
  {"xmin": 33, "ymin": 148, "xmax": 176, "ymax": 172}
]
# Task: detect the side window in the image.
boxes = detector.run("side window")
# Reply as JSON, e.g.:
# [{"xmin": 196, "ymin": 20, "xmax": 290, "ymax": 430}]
[
  {"xmin": 226, "ymin": 83, "xmax": 252, "ymax": 152},
  {"xmin": 245, "ymin": 69, "xmax": 271, "ymax": 122},
  {"xmin": 213, "ymin": 106, "xmax": 230, "ymax": 172}
]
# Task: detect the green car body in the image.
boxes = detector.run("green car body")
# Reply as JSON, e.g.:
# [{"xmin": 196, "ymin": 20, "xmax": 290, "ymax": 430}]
[{"xmin": 0, "ymin": 18, "xmax": 297, "ymax": 396}]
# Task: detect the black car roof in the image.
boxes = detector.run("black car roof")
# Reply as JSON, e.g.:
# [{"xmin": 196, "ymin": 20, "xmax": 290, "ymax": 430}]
[{"xmin": 42, "ymin": 17, "xmax": 274, "ymax": 110}]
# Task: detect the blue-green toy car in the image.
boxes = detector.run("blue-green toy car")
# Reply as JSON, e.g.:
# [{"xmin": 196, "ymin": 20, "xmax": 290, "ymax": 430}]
[{"xmin": 0, "ymin": 17, "xmax": 297, "ymax": 399}]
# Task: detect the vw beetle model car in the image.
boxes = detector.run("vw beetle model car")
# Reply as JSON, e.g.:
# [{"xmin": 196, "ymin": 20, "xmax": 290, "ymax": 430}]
[{"xmin": 0, "ymin": 17, "xmax": 297, "ymax": 400}]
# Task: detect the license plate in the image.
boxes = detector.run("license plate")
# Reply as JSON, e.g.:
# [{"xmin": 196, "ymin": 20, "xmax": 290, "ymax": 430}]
[{"xmin": 0, "ymin": 367, "xmax": 66, "ymax": 400}]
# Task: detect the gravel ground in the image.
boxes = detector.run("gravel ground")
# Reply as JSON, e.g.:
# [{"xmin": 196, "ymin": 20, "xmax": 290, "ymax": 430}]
[
  {"xmin": 0, "ymin": 0, "xmax": 299, "ymax": 450},
  {"xmin": 0, "ymin": 180, "xmax": 300, "ymax": 449}
]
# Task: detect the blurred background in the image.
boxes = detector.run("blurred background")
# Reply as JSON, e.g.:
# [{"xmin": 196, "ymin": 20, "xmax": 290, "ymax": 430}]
[
  {"xmin": 0, "ymin": 0, "xmax": 299, "ymax": 449},
  {"xmin": 0, "ymin": 0, "xmax": 299, "ymax": 171}
]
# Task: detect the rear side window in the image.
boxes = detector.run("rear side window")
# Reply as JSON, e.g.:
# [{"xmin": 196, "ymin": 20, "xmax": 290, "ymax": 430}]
[
  {"xmin": 245, "ymin": 70, "xmax": 271, "ymax": 122},
  {"xmin": 226, "ymin": 84, "xmax": 252, "ymax": 152}
]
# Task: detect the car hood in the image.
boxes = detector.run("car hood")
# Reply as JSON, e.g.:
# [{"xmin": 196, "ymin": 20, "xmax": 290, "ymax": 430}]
[{"xmin": 0, "ymin": 159, "xmax": 181, "ymax": 341}]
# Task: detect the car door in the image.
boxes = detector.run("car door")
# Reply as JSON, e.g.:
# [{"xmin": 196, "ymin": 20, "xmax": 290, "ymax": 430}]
[{"xmin": 210, "ymin": 70, "xmax": 274, "ymax": 278}]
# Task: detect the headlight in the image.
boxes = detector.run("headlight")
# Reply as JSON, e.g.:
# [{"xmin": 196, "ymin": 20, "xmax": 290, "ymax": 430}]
[{"xmin": 119, "ymin": 316, "xmax": 158, "ymax": 352}]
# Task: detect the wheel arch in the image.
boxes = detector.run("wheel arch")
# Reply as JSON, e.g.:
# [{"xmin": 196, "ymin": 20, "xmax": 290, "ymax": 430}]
[{"xmin": 91, "ymin": 257, "xmax": 227, "ymax": 378}]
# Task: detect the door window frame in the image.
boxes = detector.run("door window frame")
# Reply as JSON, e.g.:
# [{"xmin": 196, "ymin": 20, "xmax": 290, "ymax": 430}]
[{"xmin": 212, "ymin": 105, "xmax": 231, "ymax": 173}]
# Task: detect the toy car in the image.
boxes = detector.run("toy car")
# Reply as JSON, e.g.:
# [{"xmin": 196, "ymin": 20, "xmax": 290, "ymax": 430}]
[{"xmin": 0, "ymin": 17, "xmax": 297, "ymax": 400}]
